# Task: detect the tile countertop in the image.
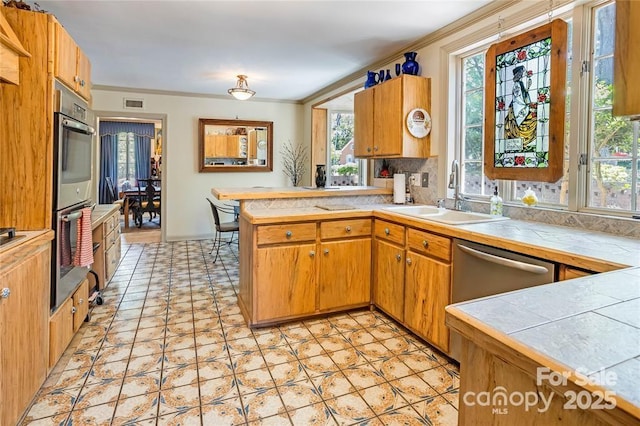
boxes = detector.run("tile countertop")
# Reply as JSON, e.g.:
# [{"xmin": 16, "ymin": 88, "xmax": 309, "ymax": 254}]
[
  {"xmin": 244, "ymin": 205, "xmax": 640, "ymax": 270},
  {"xmin": 445, "ymin": 266, "xmax": 640, "ymax": 420},
  {"xmin": 213, "ymin": 186, "xmax": 392, "ymax": 201}
]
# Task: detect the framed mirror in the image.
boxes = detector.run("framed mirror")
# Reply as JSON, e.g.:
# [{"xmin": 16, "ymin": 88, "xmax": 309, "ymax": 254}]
[{"xmin": 198, "ymin": 118, "xmax": 273, "ymax": 172}]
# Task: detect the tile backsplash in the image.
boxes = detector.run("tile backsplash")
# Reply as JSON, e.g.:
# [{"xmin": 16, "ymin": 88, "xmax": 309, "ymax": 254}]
[{"xmin": 378, "ymin": 158, "xmax": 640, "ymax": 239}]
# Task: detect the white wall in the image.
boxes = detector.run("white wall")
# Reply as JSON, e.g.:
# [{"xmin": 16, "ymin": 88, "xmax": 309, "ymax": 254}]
[{"xmin": 92, "ymin": 90, "xmax": 304, "ymax": 241}]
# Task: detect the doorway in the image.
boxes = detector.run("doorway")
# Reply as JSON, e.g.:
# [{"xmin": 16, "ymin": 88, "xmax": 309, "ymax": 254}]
[{"xmin": 95, "ymin": 111, "xmax": 166, "ymax": 242}]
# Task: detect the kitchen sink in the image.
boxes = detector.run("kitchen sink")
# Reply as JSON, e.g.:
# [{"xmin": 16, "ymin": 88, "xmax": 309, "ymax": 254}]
[{"xmin": 383, "ymin": 205, "xmax": 510, "ymax": 225}]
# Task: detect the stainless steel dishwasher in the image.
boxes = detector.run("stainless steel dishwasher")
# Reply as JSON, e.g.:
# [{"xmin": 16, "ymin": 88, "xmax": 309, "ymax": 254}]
[{"xmin": 449, "ymin": 238, "xmax": 556, "ymax": 361}]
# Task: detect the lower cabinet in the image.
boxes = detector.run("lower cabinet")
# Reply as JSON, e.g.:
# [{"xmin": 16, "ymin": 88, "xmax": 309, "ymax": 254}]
[
  {"xmin": 319, "ymin": 238, "xmax": 371, "ymax": 310},
  {"xmin": 373, "ymin": 219, "xmax": 452, "ymax": 354},
  {"xmin": 558, "ymin": 264, "xmax": 594, "ymax": 281},
  {"xmin": 255, "ymin": 243, "xmax": 317, "ymax": 321},
  {"xmin": 374, "ymin": 239, "xmax": 405, "ymax": 322},
  {"xmin": 49, "ymin": 278, "xmax": 89, "ymax": 368},
  {"xmin": 242, "ymin": 218, "xmax": 371, "ymax": 326},
  {"xmin": 0, "ymin": 231, "xmax": 52, "ymax": 426},
  {"xmin": 91, "ymin": 208, "xmax": 121, "ymax": 290}
]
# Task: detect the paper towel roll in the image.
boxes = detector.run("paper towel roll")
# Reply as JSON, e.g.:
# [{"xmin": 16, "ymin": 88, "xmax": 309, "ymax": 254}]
[{"xmin": 393, "ymin": 174, "xmax": 405, "ymax": 204}]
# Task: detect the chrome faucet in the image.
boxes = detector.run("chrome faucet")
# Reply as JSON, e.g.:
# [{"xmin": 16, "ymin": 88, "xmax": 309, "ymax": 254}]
[{"xmin": 448, "ymin": 160, "xmax": 467, "ymax": 211}]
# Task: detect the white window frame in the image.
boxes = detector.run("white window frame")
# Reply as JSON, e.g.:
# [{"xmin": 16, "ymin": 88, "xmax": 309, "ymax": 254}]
[{"xmin": 449, "ymin": 0, "xmax": 638, "ymax": 217}]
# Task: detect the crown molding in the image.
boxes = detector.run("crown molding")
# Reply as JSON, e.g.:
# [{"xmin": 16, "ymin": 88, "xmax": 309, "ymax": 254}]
[{"xmin": 91, "ymin": 84, "xmax": 302, "ymax": 104}]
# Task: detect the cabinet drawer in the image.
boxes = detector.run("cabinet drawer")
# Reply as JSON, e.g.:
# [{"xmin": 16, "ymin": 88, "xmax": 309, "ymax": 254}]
[
  {"xmin": 257, "ymin": 223, "xmax": 316, "ymax": 245},
  {"xmin": 105, "ymin": 224, "xmax": 121, "ymax": 250},
  {"xmin": 407, "ymin": 228, "xmax": 451, "ymax": 261},
  {"xmin": 105, "ymin": 237, "xmax": 121, "ymax": 282},
  {"xmin": 102, "ymin": 212, "xmax": 119, "ymax": 239},
  {"xmin": 374, "ymin": 220, "xmax": 405, "ymax": 246},
  {"xmin": 320, "ymin": 219, "xmax": 371, "ymax": 240}
]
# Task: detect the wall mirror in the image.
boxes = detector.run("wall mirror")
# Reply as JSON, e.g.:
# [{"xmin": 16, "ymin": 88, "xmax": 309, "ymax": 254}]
[{"xmin": 198, "ymin": 118, "xmax": 273, "ymax": 172}]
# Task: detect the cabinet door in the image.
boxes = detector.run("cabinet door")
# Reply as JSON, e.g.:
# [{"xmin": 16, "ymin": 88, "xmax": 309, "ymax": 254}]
[
  {"xmin": 404, "ymin": 252, "xmax": 451, "ymax": 352},
  {"xmin": 54, "ymin": 24, "xmax": 78, "ymax": 90},
  {"xmin": 373, "ymin": 239, "xmax": 405, "ymax": 322},
  {"xmin": 0, "ymin": 242, "xmax": 49, "ymax": 426},
  {"xmin": 319, "ymin": 239, "xmax": 371, "ymax": 310},
  {"xmin": 73, "ymin": 279, "xmax": 89, "ymax": 332},
  {"xmin": 374, "ymin": 77, "xmax": 403, "ymax": 156},
  {"xmin": 354, "ymin": 88, "xmax": 374, "ymax": 157},
  {"xmin": 255, "ymin": 244, "xmax": 317, "ymax": 321},
  {"xmin": 49, "ymin": 297, "xmax": 74, "ymax": 369},
  {"xmin": 76, "ymin": 50, "xmax": 91, "ymax": 100}
]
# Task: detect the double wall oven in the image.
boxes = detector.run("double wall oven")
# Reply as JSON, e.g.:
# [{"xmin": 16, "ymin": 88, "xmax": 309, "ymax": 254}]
[{"xmin": 51, "ymin": 81, "xmax": 95, "ymax": 311}]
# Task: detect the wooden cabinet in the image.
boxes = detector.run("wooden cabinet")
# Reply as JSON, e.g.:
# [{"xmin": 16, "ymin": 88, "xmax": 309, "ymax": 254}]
[
  {"xmin": 0, "ymin": 231, "xmax": 52, "ymax": 426},
  {"xmin": 49, "ymin": 278, "xmax": 89, "ymax": 368},
  {"xmin": 558, "ymin": 264, "xmax": 594, "ymax": 281},
  {"xmin": 204, "ymin": 135, "xmax": 242, "ymax": 158},
  {"xmin": 404, "ymin": 228, "xmax": 452, "ymax": 352},
  {"xmin": 372, "ymin": 220, "xmax": 452, "ymax": 353},
  {"xmin": 319, "ymin": 219, "xmax": 371, "ymax": 311},
  {"xmin": 373, "ymin": 220, "xmax": 406, "ymax": 322},
  {"xmin": 613, "ymin": 0, "xmax": 640, "ymax": 117},
  {"xmin": 1, "ymin": 9, "xmax": 92, "ymax": 231},
  {"xmin": 253, "ymin": 222, "xmax": 317, "ymax": 323},
  {"xmin": 354, "ymin": 74, "xmax": 431, "ymax": 158},
  {"xmin": 255, "ymin": 243, "xmax": 317, "ymax": 321},
  {"xmin": 91, "ymin": 207, "xmax": 121, "ymax": 289},
  {"xmin": 241, "ymin": 217, "xmax": 371, "ymax": 326},
  {"xmin": 54, "ymin": 22, "xmax": 91, "ymax": 100}
]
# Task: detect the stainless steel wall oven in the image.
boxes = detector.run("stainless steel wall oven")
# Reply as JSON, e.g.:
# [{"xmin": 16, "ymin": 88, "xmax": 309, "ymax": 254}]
[{"xmin": 51, "ymin": 81, "xmax": 95, "ymax": 311}]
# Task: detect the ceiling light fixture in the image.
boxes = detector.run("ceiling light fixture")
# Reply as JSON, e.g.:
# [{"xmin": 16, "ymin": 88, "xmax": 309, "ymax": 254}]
[{"xmin": 228, "ymin": 75, "xmax": 255, "ymax": 100}]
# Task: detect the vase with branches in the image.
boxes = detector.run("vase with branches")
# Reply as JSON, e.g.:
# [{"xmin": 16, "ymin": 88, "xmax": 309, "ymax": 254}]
[{"xmin": 281, "ymin": 140, "xmax": 308, "ymax": 186}]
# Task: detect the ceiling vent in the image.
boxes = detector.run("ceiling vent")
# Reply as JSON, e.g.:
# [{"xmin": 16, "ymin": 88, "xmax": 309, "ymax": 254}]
[{"xmin": 123, "ymin": 97, "xmax": 145, "ymax": 110}]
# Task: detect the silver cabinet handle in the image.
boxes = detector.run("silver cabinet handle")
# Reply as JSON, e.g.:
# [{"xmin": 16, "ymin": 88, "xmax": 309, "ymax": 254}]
[
  {"xmin": 384, "ymin": 228, "xmax": 390, "ymax": 235},
  {"xmin": 457, "ymin": 244, "xmax": 550, "ymax": 274},
  {"xmin": 406, "ymin": 258, "xmax": 412, "ymax": 265},
  {"xmin": 78, "ymin": 298, "xmax": 84, "ymax": 305},
  {"xmin": 374, "ymin": 146, "xmax": 379, "ymax": 151},
  {"xmin": 324, "ymin": 249, "xmax": 329, "ymax": 255},
  {"xmin": 367, "ymin": 147, "xmax": 372, "ymax": 152},
  {"xmin": 395, "ymin": 254, "xmax": 402, "ymax": 262},
  {"xmin": 1, "ymin": 288, "xmax": 10, "ymax": 298},
  {"xmin": 71, "ymin": 306, "xmax": 77, "ymax": 314},
  {"xmin": 309, "ymin": 250, "xmax": 315, "ymax": 257},
  {"xmin": 422, "ymin": 240, "xmax": 429, "ymax": 248},
  {"xmin": 345, "ymin": 226, "xmax": 352, "ymax": 233},
  {"xmin": 286, "ymin": 231, "xmax": 292, "ymax": 238}
]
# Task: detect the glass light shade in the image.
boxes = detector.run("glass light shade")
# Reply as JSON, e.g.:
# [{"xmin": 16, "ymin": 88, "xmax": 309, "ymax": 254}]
[{"xmin": 228, "ymin": 75, "xmax": 255, "ymax": 100}]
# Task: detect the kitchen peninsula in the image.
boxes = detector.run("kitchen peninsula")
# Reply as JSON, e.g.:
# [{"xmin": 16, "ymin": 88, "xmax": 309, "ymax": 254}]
[{"xmin": 213, "ymin": 186, "xmax": 639, "ymax": 423}]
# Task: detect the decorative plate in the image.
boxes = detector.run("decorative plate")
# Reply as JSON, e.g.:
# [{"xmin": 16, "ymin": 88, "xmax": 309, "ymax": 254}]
[{"xmin": 406, "ymin": 108, "xmax": 431, "ymax": 138}]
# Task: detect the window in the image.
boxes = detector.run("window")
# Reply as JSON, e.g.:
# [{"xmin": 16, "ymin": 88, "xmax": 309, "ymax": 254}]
[
  {"xmin": 456, "ymin": 0, "xmax": 639, "ymax": 216},
  {"xmin": 329, "ymin": 112, "xmax": 364, "ymax": 186},
  {"xmin": 117, "ymin": 132, "xmax": 137, "ymax": 187},
  {"xmin": 587, "ymin": 2, "xmax": 639, "ymax": 211}
]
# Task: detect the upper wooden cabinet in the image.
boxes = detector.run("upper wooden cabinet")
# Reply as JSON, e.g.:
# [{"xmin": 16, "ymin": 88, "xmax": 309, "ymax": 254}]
[
  {"xmin": 613, "ymin": 0, "xmax": 640, "ymax": 118},
  {"xmin": 54, "ymin": 23, "xmax": 91, "ymax": 101},
  {"xmin": 354, "ymin": 74, "xmax": 431, "ymax": 158}
]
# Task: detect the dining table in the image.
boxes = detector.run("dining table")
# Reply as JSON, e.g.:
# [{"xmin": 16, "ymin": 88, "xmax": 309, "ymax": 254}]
[{"xmin": 121, "ymin": 185, "xmax": 161, "ymax": 230}]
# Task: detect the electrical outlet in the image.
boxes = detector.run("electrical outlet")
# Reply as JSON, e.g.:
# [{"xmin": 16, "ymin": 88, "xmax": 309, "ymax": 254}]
[
  {"xmin": 411, "ymin": 173, "xmax": 421, "ymax": 186},
  {"xmin": 421, "ymin": 173, "xmax": 429, "ymax": 187}
]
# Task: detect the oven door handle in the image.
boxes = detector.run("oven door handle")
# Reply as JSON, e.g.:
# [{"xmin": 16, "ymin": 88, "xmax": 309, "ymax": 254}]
[
  {"xmin": 62, "ymin": 118, "xmax": 95, "ymax": 135},
  {"xmin": 61, "ymin": 211, "xmax": 83, "ymax": 222},
  {"xmin": 457, "ymin": 244, "xmax": 549, "ymax": 275}
]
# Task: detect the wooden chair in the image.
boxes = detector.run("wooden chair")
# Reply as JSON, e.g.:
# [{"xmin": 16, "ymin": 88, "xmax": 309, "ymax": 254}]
[
  {"xmin": 206, "ymin": 198, "xmax": 239, "ymax": 263},
  {"xmin": 134, "ymin": 179, "xmax": 160, "ymax": 227}
]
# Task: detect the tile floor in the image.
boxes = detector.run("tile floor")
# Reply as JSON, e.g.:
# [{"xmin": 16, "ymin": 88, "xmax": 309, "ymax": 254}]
[{"xmin": 23, "ymin": 239, "xmax": 460, "ymax": 425}]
